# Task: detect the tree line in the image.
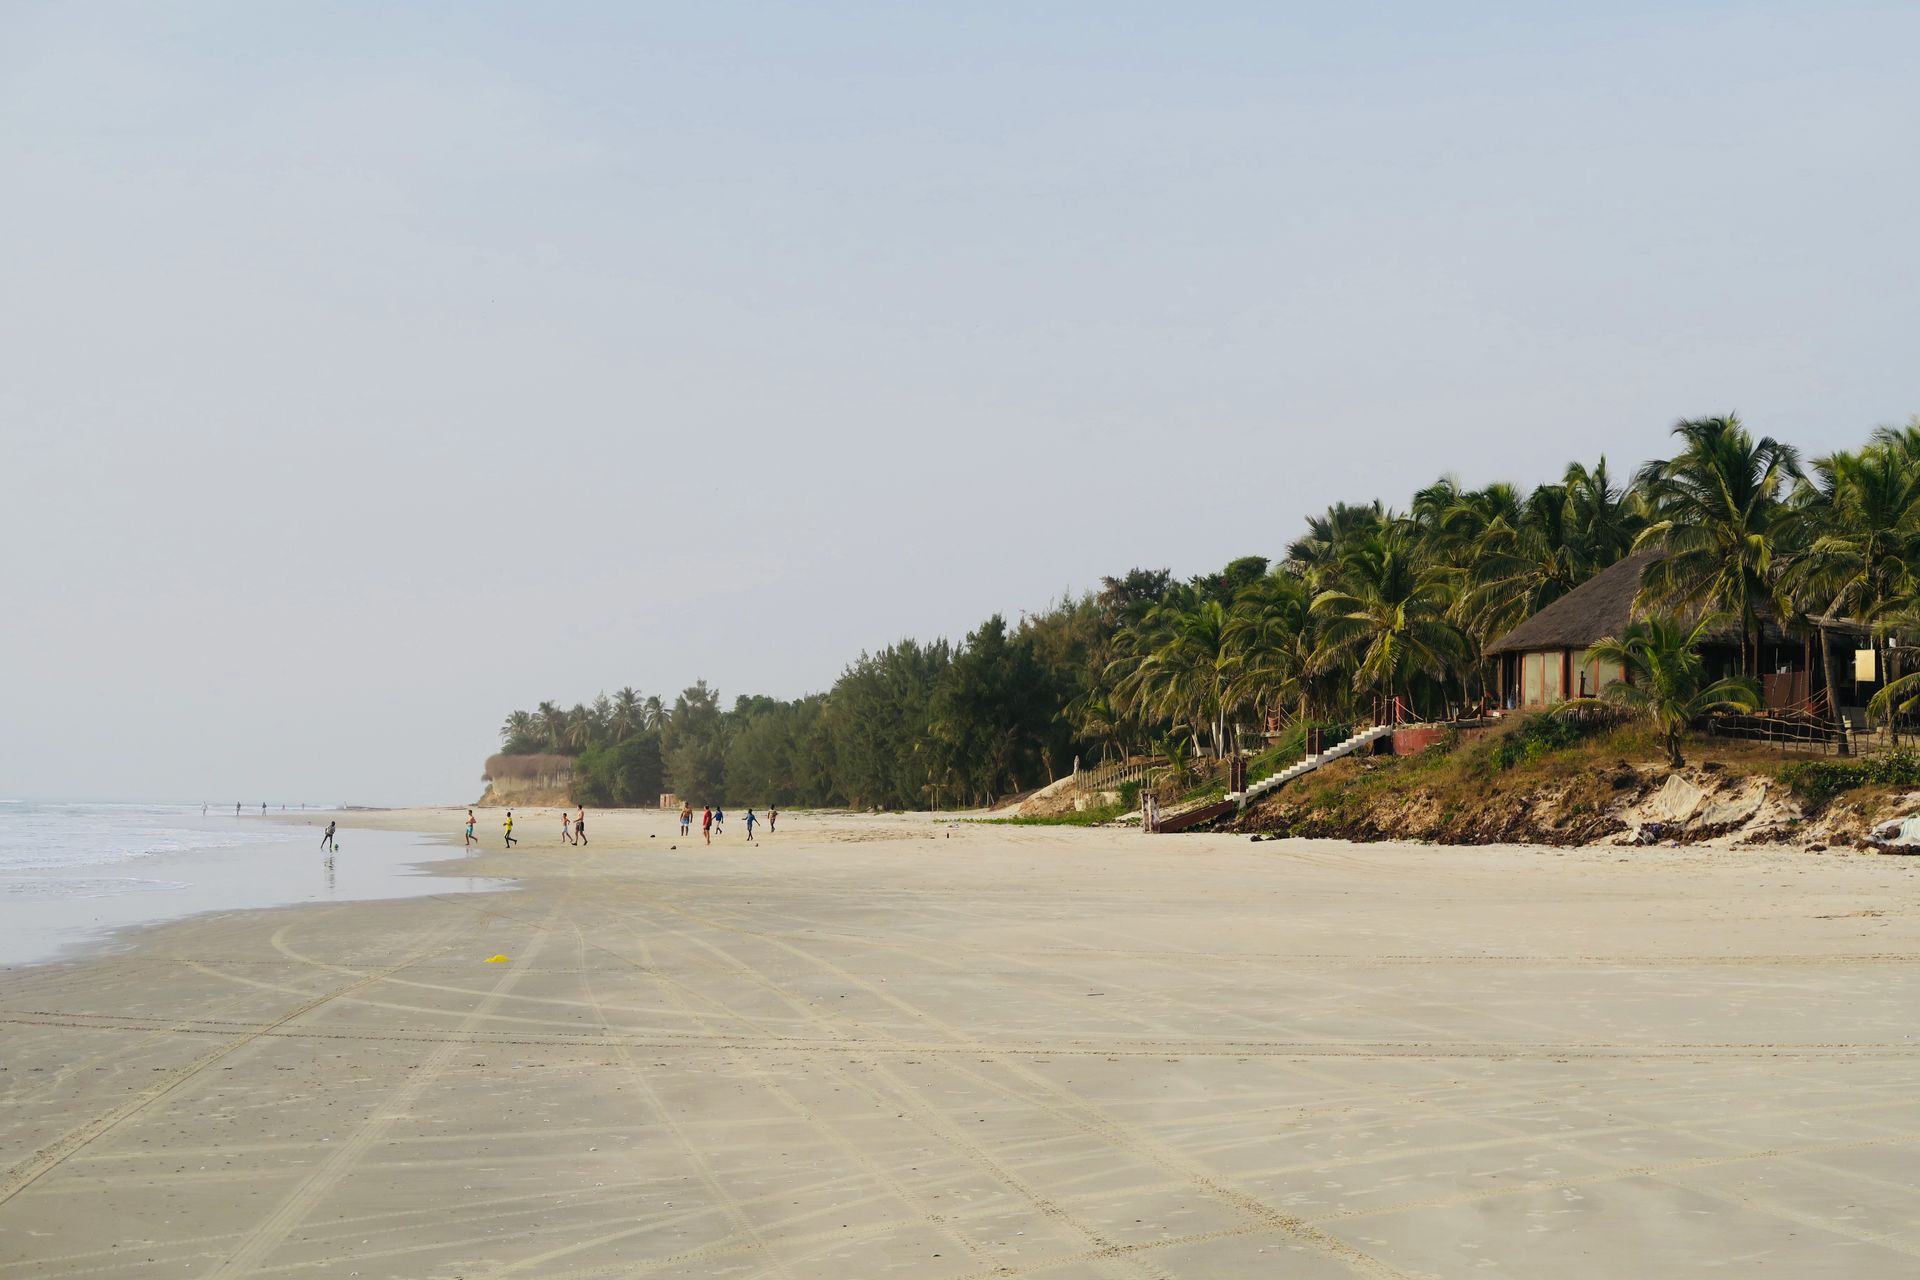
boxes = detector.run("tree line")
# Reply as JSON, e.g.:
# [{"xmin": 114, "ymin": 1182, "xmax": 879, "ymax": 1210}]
[{"xmin": 498, "ymin": 413, "xmax": 1920, "ymax": 808}]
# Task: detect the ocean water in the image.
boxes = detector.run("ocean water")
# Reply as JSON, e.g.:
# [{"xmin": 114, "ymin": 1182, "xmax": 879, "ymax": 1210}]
[{"xmin": 0, "ymin": 801, "xmax": 501, "ymax": 967}]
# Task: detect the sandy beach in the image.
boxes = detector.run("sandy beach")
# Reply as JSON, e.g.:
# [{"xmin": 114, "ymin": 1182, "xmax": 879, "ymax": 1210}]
[{"xmin": 3, "ymin": 809, "xmax": 1918, "ymax": 1277}]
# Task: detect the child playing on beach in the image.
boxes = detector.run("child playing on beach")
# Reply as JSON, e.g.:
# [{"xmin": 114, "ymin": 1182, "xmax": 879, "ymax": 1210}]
[
  {"xmin": 503, "ymin": 810, "xmax": 517, "ymax": 848},
  {"xmin": 713, "ymin": 807, "xmax": 725, "ymax": 835},
  {"xmin": 768, "ymin": 807, "xmax": 777, "ymax": 834},
  {"xmin": 701, "ymin": 807, "xmax": 713, "ymax": 845},
  {"xmin": 744, "ymin": 809, "xmax": 757, "ymax": 840},
  {"xmin": 465, "ymin": 811, "xmax": 478, "ymax": 847},
  {"xmin": 321, "ymin": 820, "xmax": 337, "ymax": 852},
  {"xmin": 560, "ymin": 810, "xmax": 575, "ymax": 845}
]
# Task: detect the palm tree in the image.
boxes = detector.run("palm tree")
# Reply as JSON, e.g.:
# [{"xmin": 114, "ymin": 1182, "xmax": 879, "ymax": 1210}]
[
  {"xmin": 1110, "ymin": 596, "xmax": 1235, "ymax": 757},
  {"xmin": 1284, "ymin": 501, "xmax": 1387, "ymax": 591},
  {"xmin": 537, "ymin": 701, "xmax": 567, "ymax": 752},
  {"xmin": 1561, "ymin": 457, "xmax": 1643, "ymax": 570},
  {"xmin": 1310, "ymin": 528, "xmax": 1466, "ymax": 721},
  {"xmin": 641, "ymin": 695, "xmax": 667, "ymax": 731},
  {"xmin": 499, "ymin": 710, "xmax": 539, "ymax": 751},
  {"xmin": 1222, "ymin": 570, "xmax": 1318, "ymax": 727},
  {"xmin": 1557, "ymin": 614, "xmax": 1759, "ymax": 767},
  {"xmin": 610, "ymin": 687, "xmax": 643, "ymax": 741},
  {"xmin": 1634, "ymin": 415, "xmax": 1802, "ymax": 676},
  {"xmin": 1063, "ymin": 691, "xmax": 1129, "ymax": 763},
  {"xmin": 565, "ymin": 702, "xmax": 596, "ymax": 751},
  {"xmin": 1783, "ymin": 440, "xmax": 1920, "ymax": 720}
]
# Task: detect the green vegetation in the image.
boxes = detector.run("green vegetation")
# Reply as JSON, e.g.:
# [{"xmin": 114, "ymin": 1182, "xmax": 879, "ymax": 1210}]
[
  {"xmin": 495, "ymin": 413, "xmax": 1920, "ymax": 808},
  {"xmin": 1558, "ymin": 616, "xmax": 1761, "ymax": 767},
  {"xmin": 1780, "ymin": 750, "xmax": 1920, "ymax": 808},
  {"xmin": 1487, "ymin": 714, "xmax": 1590, "ymax": 772}
]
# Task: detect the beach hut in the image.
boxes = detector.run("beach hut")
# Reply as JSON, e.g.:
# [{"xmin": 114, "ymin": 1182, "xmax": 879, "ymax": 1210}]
[{"xmin": 1483, "ymin": 549, "xmax": 1858, "ymax": 713}]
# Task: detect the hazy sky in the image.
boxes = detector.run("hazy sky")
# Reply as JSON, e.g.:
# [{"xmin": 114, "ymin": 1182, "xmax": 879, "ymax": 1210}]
[{"xmin": 4, "ymin": 3, "xmax": 1916, "ymax": 805}]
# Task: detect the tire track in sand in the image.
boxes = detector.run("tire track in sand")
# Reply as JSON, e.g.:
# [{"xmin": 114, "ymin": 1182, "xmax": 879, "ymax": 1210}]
[
  {"xmin": 206, "ymin": 907, "xmax": 559, "ymax": 1277},
  {"xmin": 0, "ymin": 917, "xmax": 464, "ymax": 1209}
]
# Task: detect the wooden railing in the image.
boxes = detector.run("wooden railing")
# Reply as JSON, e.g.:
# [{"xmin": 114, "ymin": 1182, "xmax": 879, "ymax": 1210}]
[{"xmin": 1070, "ymin": 756, "xmax": 1160, "ymax": 795}]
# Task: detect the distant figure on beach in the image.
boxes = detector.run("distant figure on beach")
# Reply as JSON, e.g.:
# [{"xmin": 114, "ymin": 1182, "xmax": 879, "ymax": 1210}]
[
  {"xmin": 701, "ymin": 807, "xmax": 713, "ymax": 846},
  {"xmin": 261, "ymin": 802, "xmax": 266, "ymax": 814},
  {"xmin": 235, "ymin": 802, "xmax": 241, "ymax": 816},
  {"xmin": 714, "ymin": 807, "xmax": 725, "ymax": 836},
  {"xmin": 321, "ymin": 821, "xmax": 337, "ymax": 853},
  {"xmin": 503, "ymin": 810, "xmax": 517, "ymax": 848},
  {"xmin": 768, "ymin": 807, "xmax": 777, "ymax": 834},
  {"xmin": 744, "ymin": 809, "xmax": 757, "ymax": 840},
  {"xmin": 560, "ymin": 810, "xmax": 575, "ymax": 845},
  {"xmin": 465, "ymin": 811, "xmax": 478, "ymax": 847},
  {"xmin": 680, "ymin": 803, "xmax": 692, "ymax": 836},
  {"xmin": 202, "ymin": 802, "xmax": 208, "ymax": 816},
  {"xmin": 575, "ymin": 806, "xmax": 587, "ymax": 845}
]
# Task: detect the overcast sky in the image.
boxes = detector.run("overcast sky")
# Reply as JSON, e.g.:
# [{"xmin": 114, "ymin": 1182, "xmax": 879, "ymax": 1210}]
[{"xmin": 3, "ymin": 3, "xmax": 1916, "ymax": 805}]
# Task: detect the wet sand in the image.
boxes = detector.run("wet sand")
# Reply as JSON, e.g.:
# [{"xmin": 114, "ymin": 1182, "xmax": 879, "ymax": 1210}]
[{"xmin": 2, "ymin": 807, "xmax": 1917, "ymax": 1278}]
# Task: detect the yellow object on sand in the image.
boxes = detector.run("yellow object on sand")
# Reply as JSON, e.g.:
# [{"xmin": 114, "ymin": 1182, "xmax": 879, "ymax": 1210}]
[{"xmin": 484, "ymin": 954, "xmax": 510, "ymax": 963}]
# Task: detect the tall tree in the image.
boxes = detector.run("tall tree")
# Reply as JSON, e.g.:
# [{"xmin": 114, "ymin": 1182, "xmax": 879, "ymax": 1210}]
[
  {"xmin": 1634, "ymin": 415, "xmax": 1802, "ymax": 676},
  {"xmin": 1310, "ymin": 528, "xmax": 1466, "ymax": 719}
]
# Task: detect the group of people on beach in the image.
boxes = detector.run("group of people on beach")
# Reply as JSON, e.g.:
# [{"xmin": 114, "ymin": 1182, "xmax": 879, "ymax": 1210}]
[
  {"xmin": 465, "ymin": 803, "xmax": 778, "ymax": 850},
  {"xmin": 677, "ymin": 803, "xmax": 774, "ymax": 845}
]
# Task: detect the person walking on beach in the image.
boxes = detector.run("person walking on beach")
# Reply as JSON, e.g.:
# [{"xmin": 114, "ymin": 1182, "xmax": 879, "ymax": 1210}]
[
  {"xmin": 680, "ymin": 803, "xmax": 692, "ymax": 836},
  {"xmin": 574, "ymin": 805, "xmax": 587, "ymax": 845},
  {"xmin": 560, "ymin": 810, "xmax": 575, "ymax": 845},
  {"xmin": 321, "ymin": 820, "xmax": 337, "ymax": 853},
  {"xmin": 465, "ymin": 811, "xmax": 479, "ymax": 847},
  {"xmin": 261, "ymin": 802, "xmax": 267, "ymax": 815},
  {"xmin": 768, "ymin": 807, "xmax": 777, "ymax": 834},
  {"xmin": 744, "ymin": 808, "xmax": 757, "ymax": 841},
  {"xmin": 713, "ymin": 807, "xmax": 725, "ymax": 836},
  {"xmin": 701, "ymin": 806, "xmax": 713, "ymax": 846},
  {"xmin": 235, "ymin": 802, "xmax": 241, "ymax": 816},
  {"xmin": 503, "ymin": 810, "xmax": 517, "ymax": 848}
]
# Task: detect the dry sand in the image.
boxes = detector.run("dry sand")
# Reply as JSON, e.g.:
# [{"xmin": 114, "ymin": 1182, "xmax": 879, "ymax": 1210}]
[{"xmin": 2, "ymin": 807, "xmax": 1918, "ymax": 1278}]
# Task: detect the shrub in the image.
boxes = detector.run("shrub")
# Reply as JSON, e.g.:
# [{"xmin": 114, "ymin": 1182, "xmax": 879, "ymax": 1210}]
[
  {"xmin": 1781, "ymin": 750, "xmax": 1920, "ymax": 808},
  {"xmin": 1486, "ymin": 714, "xmax": 1587, "ymax": 772}
]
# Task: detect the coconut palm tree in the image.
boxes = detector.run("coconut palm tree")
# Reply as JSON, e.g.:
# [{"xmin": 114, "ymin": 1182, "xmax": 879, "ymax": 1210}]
[
  {"xmin": 1561, "ymin": 457, "xmax": 1644, "ymax": 571},
  {"xmin": 610, "ymin": 687, "xmax": 643, "ymax": 741},
  {"xmin": 566, "ymin": 702, "xmax": 597, "ymax": 751},
  {"xmin": 1110, "ymin": 596, "xmax": 1235, "ymax": 757},
  {"xmin": 499, "ymin": 710, "xmax": 539, "ymax": 752},
  {"xmin": 1783, "ymin": 440, "xmax": 1920, "ymax": 719},
  {"xmin": 1284, "ymin": 501, "xmax": 1387, "ymax": 591},
  {"xmin": 1222, "ymin": 570, "xmax": 1318, "ymax": 727},
  {"xmin": 537, "ymin": 701, "xmax": 568, "ymax": 752},
  {"xmin": 1633, "ymin": 415, "xmax": 1802, "ymax": 676},
  {"xmin": 1310, "ymin": 528, "xmax": 1467, "ymax": 721},
  {"xmin": 1557, "ymin": 614, "xmax": 1759, "ymax": 767}
]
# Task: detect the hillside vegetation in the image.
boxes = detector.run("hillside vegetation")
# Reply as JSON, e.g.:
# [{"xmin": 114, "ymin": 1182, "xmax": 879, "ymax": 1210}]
[
  {"xmin": 1229, "ymin": 718, "xmax": 1920, "ymax": 848},
  {"xmin": 484, "ymin": 414, "xmax": 1920, "ymax": 810}
]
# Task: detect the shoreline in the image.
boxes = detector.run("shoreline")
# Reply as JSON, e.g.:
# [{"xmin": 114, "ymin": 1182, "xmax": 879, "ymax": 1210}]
[
  {"xmin": 0, "ymin": 810, "xmax": 511, "ymax": 972},
  {"xmin": 3, "ymin": 813, "xmax": 1917, "ymax": 1276}
]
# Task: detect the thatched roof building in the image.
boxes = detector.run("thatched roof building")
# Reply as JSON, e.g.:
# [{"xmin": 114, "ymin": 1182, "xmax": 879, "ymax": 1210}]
[
  {"xmin": 1485, "ymin": 550, "xmax": 1666, "ymax": 659},
  {"xmin": 1484, "ymin": 549, "xmax": 1843, "ymax": 712}
]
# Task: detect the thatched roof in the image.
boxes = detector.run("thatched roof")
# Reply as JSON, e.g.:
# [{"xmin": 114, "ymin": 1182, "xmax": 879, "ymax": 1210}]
[
  {"xmin": 1484, "ymin": 549, "xmax": 1812, "ymax": 656},
  {"xmin": 1485, "ymin": 551, "xmax": 1663, "ymax": 656}
]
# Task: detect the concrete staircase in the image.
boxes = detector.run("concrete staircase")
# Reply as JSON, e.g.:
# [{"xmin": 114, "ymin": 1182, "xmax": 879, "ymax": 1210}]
[{"xmin": 1227, "ymin": 724, "xmax": 1394, "ymax": 812}]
